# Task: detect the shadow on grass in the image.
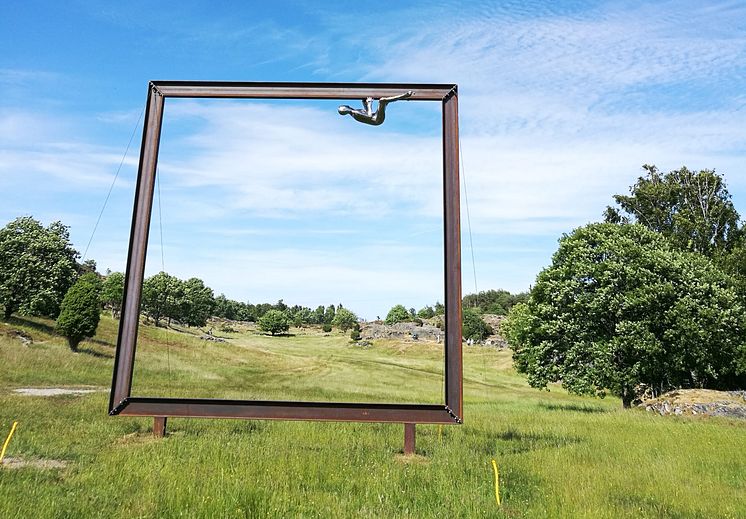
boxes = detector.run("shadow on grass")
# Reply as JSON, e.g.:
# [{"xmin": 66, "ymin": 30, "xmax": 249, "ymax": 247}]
[
  {"xmin": 538, "ymin": 402, "xmax": 607, "ymax": 414},
  {"xmin": 77, "ymin": 346, "xmax": 114, "ymax": 359},
  {"xmin": 88, "ymin": 337, "xmax": 115, "ymax": 348},
  {"xmin": 467, "ymin": 426, "xmax": 584, "ymax": 455},
  {"xmin": 4, "ymin": 315, "xmax": 57, "ymax": 336}
]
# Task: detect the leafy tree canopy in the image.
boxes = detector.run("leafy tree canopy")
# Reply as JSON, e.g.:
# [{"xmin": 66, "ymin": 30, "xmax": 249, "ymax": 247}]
[
  {"xmin": 141, "ymin": 272, "xmax": 182, "ymax": 327},
  {"xmin": 258, "ymin": 309, "xmax": 290, "ymax": 336},
  {"xmin": 0, "ymin": 216, "xmax": 79, "ymax": 319},
  {"xmin": 385, "ymin": 304, "xmax": 410, "ymax": 325},
  {"xmin": 180, "ymin": 277, "xmax": 215, "ymax": 327},
  {"xmin": 101, "ymin": 271, "xmax": 124, "ymax": 317},
  {"xmin": 332, "ymin": 307, "xmax": 358, "ymax": 331},
  {"xmin": 503, "ymin": 223, "xmax": 746, "ymax": 408},
  {"xmin": 462, "ymin": 289, "xmax": 528, "ymax": 315},
  {"xmin": 56, "ymin": 272, "xmax": 102, "ymax": 351},
  {"xmin": 462, "ymin": 308, "xmax": 493, "ymax": 341},
  {"xmin": 605, "ymin": 165, "xmax": 741, "ymax": 257},
  {"xmin": 417, "ymin": 305, "xmax": 435, "ymax": 319}
]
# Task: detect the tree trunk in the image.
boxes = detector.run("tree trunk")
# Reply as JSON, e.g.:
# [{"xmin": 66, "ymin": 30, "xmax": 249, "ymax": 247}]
[
  {"xmin": 68, "ymin": 337, "xmax": 80, "ymax": 352},
  {"xmin": 621, "ymin": 385, "xmax": 633, "ymax": 409},
  {"xmin": 3, "ymin": 306, "xmax": 12, "ymax": 320}
]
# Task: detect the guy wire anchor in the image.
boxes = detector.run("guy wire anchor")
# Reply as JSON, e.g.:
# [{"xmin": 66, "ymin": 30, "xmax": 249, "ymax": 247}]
[{"xmin": 338, "ymin": 91, "xmax": 414, "ymax": 126}]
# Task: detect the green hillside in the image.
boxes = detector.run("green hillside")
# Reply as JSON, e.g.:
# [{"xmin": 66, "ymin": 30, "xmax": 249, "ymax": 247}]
[{"xmin": 1, "ymin": 315, "xmax": 744, "ymax": 518}]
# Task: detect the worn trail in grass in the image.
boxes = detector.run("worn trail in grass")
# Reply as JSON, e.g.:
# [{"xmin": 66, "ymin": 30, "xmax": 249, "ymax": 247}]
[{"xmin": 1, "ymin": 315, "xmax": 744, "ymax": 518}]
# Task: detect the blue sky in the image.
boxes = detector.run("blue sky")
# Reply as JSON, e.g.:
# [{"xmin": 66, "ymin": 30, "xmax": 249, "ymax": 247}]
[{"xmin": 2, "ymin": 1, "xmax": 746, "ymax": 320}]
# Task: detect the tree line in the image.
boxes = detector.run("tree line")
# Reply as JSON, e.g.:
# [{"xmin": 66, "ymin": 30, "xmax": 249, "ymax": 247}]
[
  {"xmin": 0, "ymin": 216, "xmax": 364, "ymax": 347},
  {"xmin": 0, "ymin": 215, "xmax": 524, "ymax": 349},
  {"xmin": 504, "ymin": 165, "xmax": 746, "ymax": 407}
]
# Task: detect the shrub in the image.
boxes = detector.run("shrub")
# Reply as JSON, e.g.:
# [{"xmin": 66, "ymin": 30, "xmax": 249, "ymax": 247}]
[
  {"xmin": 56, "ymin": 273, "xmax": 102, "ymax": 351},
  {"xmin": 322, "ymin": 323, "xmax": 332, "ymax": 333}
]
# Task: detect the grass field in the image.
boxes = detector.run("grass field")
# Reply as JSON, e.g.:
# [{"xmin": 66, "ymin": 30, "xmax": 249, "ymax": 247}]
[{"xmin": 1, "ymin": 315, "xmax": 744, "ymax": 518}]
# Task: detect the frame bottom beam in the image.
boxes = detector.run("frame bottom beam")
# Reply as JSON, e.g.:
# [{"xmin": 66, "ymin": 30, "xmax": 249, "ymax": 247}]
[{"xmin": 114, "ymin": 398, "xmax": 460, "ymax": 424}]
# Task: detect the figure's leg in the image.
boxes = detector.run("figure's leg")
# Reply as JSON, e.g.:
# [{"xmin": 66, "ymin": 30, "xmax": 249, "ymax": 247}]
[{"xmin": 379, "ymin": 90, "xmax": 414, "ymax": 103}]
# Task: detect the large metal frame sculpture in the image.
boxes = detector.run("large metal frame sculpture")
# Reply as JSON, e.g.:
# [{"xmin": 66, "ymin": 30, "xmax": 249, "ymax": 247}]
[{"xmin": 109, "ymin": 81, "xmax": 462, "ymax": 452}]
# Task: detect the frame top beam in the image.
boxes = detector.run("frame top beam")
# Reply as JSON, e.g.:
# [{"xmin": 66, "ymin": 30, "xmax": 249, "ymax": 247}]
[{"xmin": 151, "ymin": 81, "xmax": 456, "ymax": 101}]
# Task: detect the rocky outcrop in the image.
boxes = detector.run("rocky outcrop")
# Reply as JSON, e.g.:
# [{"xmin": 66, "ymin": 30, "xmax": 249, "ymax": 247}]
[
  {"xmin": 642, "ymin": 390, "xmax": 746, "ymax": 420},
  {"xmin": 361, "ymin": 321, "xmax": 444, "ymax": 342}
]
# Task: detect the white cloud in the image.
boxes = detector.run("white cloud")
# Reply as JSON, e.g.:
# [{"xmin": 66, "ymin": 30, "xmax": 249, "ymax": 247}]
[
  {"xmin": 156, "ymin": 100, "xmax": 443, "ymax": 220},
  {"xmin": 0, "ymin": 110, "xmax": 138, "ymax": 188}
]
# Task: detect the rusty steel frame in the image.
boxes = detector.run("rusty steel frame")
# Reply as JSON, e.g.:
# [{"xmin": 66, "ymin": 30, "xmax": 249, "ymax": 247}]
[{"xmin": 109, "ymin": 81, "xmax": 463, "ymax": 426}]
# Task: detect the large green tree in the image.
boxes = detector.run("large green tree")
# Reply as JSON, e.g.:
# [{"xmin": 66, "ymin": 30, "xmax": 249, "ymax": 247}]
[
  {"xmin": 0, "ymin": 217, "xmax": 79, "ymax": 319},
  {"xmin": 605, "ymin": 165, "xmax": 740, "ymax": 257},
  {"xmin": 56, "ymin": 272, "xmax": 102, "ymax": 351},
  {"xmin": 503, "ymin": 223, "xmax": 746, "ymax": 408}
]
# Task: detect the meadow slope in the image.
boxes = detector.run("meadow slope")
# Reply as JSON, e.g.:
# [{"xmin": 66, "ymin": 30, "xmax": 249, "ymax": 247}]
[{"xmin": 1, "ymin": 315, "xmax": 744, "ymax": 518}]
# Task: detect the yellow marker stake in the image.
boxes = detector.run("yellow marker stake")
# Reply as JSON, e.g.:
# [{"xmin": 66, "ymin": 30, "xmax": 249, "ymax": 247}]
[
  {"xmin": 1, "ymin": 421, "xmax": 18, "ymax": 463},
  {"xmin": 491, "ymin": 459, "xmax": 501, "ymax": 506}
]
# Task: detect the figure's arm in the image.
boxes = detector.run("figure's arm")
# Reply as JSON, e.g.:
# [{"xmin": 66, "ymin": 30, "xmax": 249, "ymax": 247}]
[
  {"xmin": 378, "ymin": 90, "xmax": 414, "ymax": 104},
  {"xmin": 362, "ymin": 97, "xmax": 375, "ymax": 116}
]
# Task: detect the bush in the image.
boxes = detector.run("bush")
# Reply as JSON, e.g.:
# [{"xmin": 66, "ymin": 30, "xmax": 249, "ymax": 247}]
[
  {"xmin": 322, "ymin": 323, "xmax": 332, "ymax": 333},
  {"xmin": 258, "ymin": 309, "xmax": 290, "ymax": 336},
  {"xmin": 385, "ymin": 304, "xmax": 410, "ymax": 325},
  {"xmin": 219, "ymin": 323, "xmax": 237, "ymax": 333},
  {"xmin": 413, "ymin": 318, "xmax": 423, "ymax": 326},
  {"xmin": 462, "ymin": 308, "xmax": 492, "ymax": 342},
  {"xmin": 56, "ymin": 273, "xmax": 102, "ymax": 351},
  {"xmin": 350, "ymin": 326, "xmax": 361, "ymax": 341}
]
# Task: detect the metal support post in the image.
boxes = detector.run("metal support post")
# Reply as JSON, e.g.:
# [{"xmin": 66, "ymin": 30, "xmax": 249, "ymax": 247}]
[
  {"xmin": 404, "ymin": 423, "xmax": 416, "ymax": 455},
  {"xmin": 153, "ymin": 416, "xmax": 167, "ymax": 438}
]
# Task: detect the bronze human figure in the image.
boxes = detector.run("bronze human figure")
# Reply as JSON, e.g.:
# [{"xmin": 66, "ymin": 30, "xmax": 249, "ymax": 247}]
[{"xmin": 338, "ymin": 90, "xmax": 414, "ymax": 125}]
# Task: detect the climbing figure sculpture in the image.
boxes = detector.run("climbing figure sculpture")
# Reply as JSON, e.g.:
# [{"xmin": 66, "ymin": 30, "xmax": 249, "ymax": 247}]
[{"xmin": 338, "ymin": 90, "xmax": 414, "ymax": 126}]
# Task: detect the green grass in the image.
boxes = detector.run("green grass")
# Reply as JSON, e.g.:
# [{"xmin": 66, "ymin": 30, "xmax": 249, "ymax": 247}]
[{"xmin": 1, "ymin": 315, "xmax": 744, "ymax": 518}]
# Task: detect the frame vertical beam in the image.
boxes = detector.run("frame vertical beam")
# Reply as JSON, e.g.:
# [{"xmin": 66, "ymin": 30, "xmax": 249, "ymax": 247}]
[
  {"xmin": 109, "ymin": 84, "xmax": 165, "ymax": 410},
  {"xmin": 443, "ymin": 89, "xmax": 463, "ymax": 419}
]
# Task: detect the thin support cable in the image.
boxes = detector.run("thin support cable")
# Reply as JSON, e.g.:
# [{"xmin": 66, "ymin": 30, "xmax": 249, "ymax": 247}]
[
  {"xmin": 156, "ymin": 167, "xmax": 172, "ymax": 382},
  {"xmin": 82, "ymin": 107, "xmax": 145, "ymax": 261},
  {"xmin": 459, "ymin": 137, "xmax": 487, "ymax": 386},
  {"xmin": 459, "ymin": 137, "xmax": 478, "ymax": 297}
]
